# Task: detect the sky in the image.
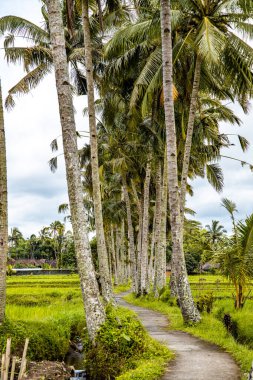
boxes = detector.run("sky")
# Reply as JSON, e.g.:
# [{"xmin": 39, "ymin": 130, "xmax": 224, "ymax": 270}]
[{"xmin": 0, "ymin": 0, "xmax": 253, "ymax": 237}]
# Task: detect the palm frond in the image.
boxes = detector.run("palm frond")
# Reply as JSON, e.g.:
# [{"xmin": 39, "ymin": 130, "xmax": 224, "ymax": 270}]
[
  {"xmin": 5, "ymin": 63, "xmax": 51, "ymax": 109},
  {"xmin": 0, "ymin": 15, "xmax": 48, "ymax": 43},
  {"xmin": 50, "ymin": 139, "xmax": 58, "ymax": 152},
  {"xmin": 238, "ymin": 135, "xmax": 250, "ymax": 152},
  {"xmin": 206, "ymin": 163, "xmax": 223, "ymax": 192},
  {"xmin": 130, "ymin": 46, "xmax": 162, "ymax": 109},
  {"xmin": 49, "ymin": 157, "xmax": 58, "ymax": 173},
  {"xmin": 221, "ymin": 197, "xmax": 237, "ymax": 215},
  {"xmin": 196, "ymin": 17, "xmax": 226, "ymax": 62},
  {"xmin": 58, "ymin": 203, "xmax": 69, "ymax": 214}
]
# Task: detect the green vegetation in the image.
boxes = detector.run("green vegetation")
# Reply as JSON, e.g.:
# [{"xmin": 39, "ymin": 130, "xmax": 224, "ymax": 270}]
[
  {"xmin": 188, "ymin": 275, "xmax": 253, "ymax": 300},
  {"xmin": 8, "ymin": 224, "xmax": 76, "ymax": 269},
  {"xmin": 2, "ymin": 275, "xmax": 86, "ymax": 361},
  {"xmin": 2, "ymin": 275, "xmax": 173, "ymax": 380},
  {"xmin": 114, "ymin": 282, "xmax": 132, "ymax": 294},
  {"xmin": 87, "ymin": 306, "xmax": 173, "ymax": 380}
]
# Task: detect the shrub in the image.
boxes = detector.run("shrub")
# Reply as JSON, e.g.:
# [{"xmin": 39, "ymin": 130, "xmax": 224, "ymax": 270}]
[
  {"xmin": 0, "ymin": 319, "xmax": 27, "ymax": 357},
  {"xmin": 86, "ymin": 306, "xmax": 150, "ymax": 379},
  {"xmin": 196, "ymin": 293, "xmax": 214, "ymax": 313},
  {"xmin": 6, "ymin": 265, "xmax": 15, "ymax": 276}
]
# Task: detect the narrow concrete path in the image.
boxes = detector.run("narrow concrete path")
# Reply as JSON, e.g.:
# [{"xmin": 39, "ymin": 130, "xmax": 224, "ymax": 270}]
[{"xmin": 116, "ymin": 294, "xmax": 241, "ymax": 380}]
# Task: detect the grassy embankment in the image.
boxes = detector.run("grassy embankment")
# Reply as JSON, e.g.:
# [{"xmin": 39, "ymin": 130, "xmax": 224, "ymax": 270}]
[
  {"xmin": 1, "ymin": 275, "xmax": 173, "ymax": 380},
  {"xmin": 125, "ymin": 274, "xmax": 253, "ymax": 379}
]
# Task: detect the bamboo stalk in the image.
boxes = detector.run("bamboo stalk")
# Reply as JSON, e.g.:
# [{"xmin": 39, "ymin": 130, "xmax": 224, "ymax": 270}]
[
  {"xmin": 19, "ymin": 359, "xmax": 26, "ymax": 380},
  {"xmin": 1, "ymin": 353, "xmax": 5, "ymax": 380},
  {"xmin": 3, "ymin": 338, "xmax": 11, "ymax": 380},
  {"xmin": 9, "ymin": 357, "xmax": 16, "ymax": 380},
  {"xmin": 18, "ymin": 339, "xmax": 29, "ymax": 380}
]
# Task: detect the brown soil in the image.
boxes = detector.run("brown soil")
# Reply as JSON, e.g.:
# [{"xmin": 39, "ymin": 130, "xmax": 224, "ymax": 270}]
[{"xmin": 25, "ymin": 361, "xmax": 71, "ymax": 379}]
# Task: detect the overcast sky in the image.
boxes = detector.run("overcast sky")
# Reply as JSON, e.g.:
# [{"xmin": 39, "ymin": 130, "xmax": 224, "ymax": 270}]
[{"xmin": 1, "ymin": 0, "xmax": 253, "ymax": 237}]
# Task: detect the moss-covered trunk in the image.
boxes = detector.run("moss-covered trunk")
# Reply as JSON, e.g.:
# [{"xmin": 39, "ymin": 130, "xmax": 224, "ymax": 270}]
[
  {"xmin": 153, "ymin": 161, "xmax": 163, "ymax": 296},
  {"xmin": 123, "ymin": 177, "xmax": 137, "ymax": 291},
  {"xmin": 82, "ymin": 0, "xmax": 113, "ymax": 302},
  {"xmin": 0, "ymin": 80, "xmax": 8, "ymax": 323},
  {"xmin": 160, "ymin": 0, "xmax": 200, "ymax": 322},
  {"xmin": 46, "ymin": 0, "xmax": 105, "ymax": 342},
  {"xmin": 140, "ymin": 159, "xmax": 151, "ymax": 295}
]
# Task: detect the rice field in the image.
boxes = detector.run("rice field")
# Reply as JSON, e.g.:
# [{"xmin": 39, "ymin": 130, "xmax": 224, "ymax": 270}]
[
  {"xmin": 1, "ymin": 274, "xmax": 86, "ymax": 361},
  {"xmin": 188, "ymin": 274, "xmax": 253, "ymax": 299}
]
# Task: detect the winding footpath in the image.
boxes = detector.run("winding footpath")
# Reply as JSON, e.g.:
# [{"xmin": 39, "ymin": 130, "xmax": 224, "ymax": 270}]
[{"xmin": 116, "ymin": 294, "xmax": 241, "ymax": 380}]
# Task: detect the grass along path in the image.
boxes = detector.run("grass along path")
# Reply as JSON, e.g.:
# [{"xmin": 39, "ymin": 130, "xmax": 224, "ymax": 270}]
[{"xmin": 116, "ymin": 293, "xmax": 242, "ymax": 380}]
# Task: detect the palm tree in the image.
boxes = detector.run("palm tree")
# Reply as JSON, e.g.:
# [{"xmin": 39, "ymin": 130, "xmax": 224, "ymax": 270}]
[
  {"xmin": 0, "ymin": 80, "xmax": 8, "ymax": 323},
  {"xmin": 215, "ymin": 214, "xmax": 253, "ymax": 309},
  {"xmin": 49, "ymin": 221, "xmax": 65, "ymax": 268},
  {"xmin": 221, "ymin": 198, "xmax": 238, "ymax": 233},
  {"xmin": 46, "ymin": 0, "xmax": 105, "ymax": 342},
  {"xmin": 160, "ymin": 0, "xmax": 201, "ymax": 322},
  {"xmin": 105, "ymin": 0, "xmax": 253, "ymax": 211},
  {"xmin": 81, "ymin": 0, "xmax": 113, "ymax": 302},
  {"xmin": 205, "ymin": 220, "xmax": 226, "ymax": 245},
  {"xmin": 8, "ymin": 227, "xmax": 23, "ymax": 248}
]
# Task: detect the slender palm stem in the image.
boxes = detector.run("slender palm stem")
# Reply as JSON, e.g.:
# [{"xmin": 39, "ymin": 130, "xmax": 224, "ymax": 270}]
[
  {"xmin": 82, "ymin": 0, "xmax": 113, "ymax": 302},
  {"xmin": 160, "ymin": 0, "xmax": 200, "ymax": 322},
  {"xmin": 46, "ymin": 0, "xmax": 105, "ymax": 342},
  {"xmin": 180, "ymin": 54, "xmax": 202, "ymax": 217},
  {"xmin": 0, "ymin": 80, "xmax": 8, "ymax": 323}
]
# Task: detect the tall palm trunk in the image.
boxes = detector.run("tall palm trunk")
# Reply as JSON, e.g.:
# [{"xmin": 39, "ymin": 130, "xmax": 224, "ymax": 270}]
[
  {"xmin": 148, "ymin": 203, "xmax": 156, "ymax": 284},
  {"xmin": 153, "ymin": 161, "xmax": 163, "ymax": 296},
  {"xmin": 180, "ymin": 54, "xmax": 202, "ymax": 216},
  {"xmin": 140, "ymin": 159, "xmax": 151, "ymax": 295},
  {"xmin": 82, "ymin": 0, "xmax": 112, "ymax": 302},
  {"xmin": 132, "ymin": 181, "xmax": 143, "ymax": 294},
  {"xmin": 46, "ymin": 0, "xmax": 105, "ymax": 341},
  {"xmin": 160, "ymin": 151, "xmax": 168, "ymax": 288},
  {"xmin": 136, "ymin": 199, "xmax": 143, "ymax": 295},
  {"xmin": 110, "ymin": 225, "xmax": 118, "ymax": 285},
  {"xmin": 160, "ymin": 0, "xmax": 200, "ymax": 322},
  {"xmin": 120, "ymin": 220, "xmax": 127, "ymax": 283},
  {"xmin": 115, "ymin": 226, "xmax": 122, "ymax": 282},
  {"xmin": 0, "ymin": 80, "xmax": 8, "ymax": 323},
  {"xmin": 122, "ymin": 177, "xmax": 137, "ymax": 291}
]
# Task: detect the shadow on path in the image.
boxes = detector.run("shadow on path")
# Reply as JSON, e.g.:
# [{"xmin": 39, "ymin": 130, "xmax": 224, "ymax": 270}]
[{"xmin": 116, "ymin": 293, "xmax": 241, "ymax": 380}]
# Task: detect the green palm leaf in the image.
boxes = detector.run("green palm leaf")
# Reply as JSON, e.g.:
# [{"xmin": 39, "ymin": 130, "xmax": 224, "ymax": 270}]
[
  {"xmin": 5, "ymin": 63, "xmax": 51, "ymax": 110},
  {"xmin": 0, "ymin": 15, "xmax": 48, "ymax": 43}
]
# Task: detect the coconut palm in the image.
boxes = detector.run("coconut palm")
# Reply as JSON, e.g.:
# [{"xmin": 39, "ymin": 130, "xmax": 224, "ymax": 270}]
[
  {"xmin": 49, "ymin": 221, "xmax": 66, "ymax": 268},
  {"xmin": 221, "ymin": 198, "xmax": 238, "ymax": 233},
  {"xmin": 102, "ymin": 13, "xmax": 248, "ymax": 303},
  {"xmin": 81, "ymin": 0, "xmax": 113, "ymax": 301},
  {"xmin": 0, "ymin": 80, "xmax": 8, "ymax": 323},
  {"xmin": 105, "ymin": 0, "xmax": 253, "ymax": 220},
  {"xmin": 0, "ymin": 0, "xmax": 123, "ymax": 302},
  {"xmin": 8, "ymin": 227, "xmax": 24, "ymax": 248},
  {"xmin": 46, "ymin": 0, "xmax": 105, "ymax": 342},
  {"xmin": 160, "ymin": 0, "xmax": 201, "ymax": 322},
  {"xmin": 205, "ymin": 220, "xmax": 226, "ymax": 245}
]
